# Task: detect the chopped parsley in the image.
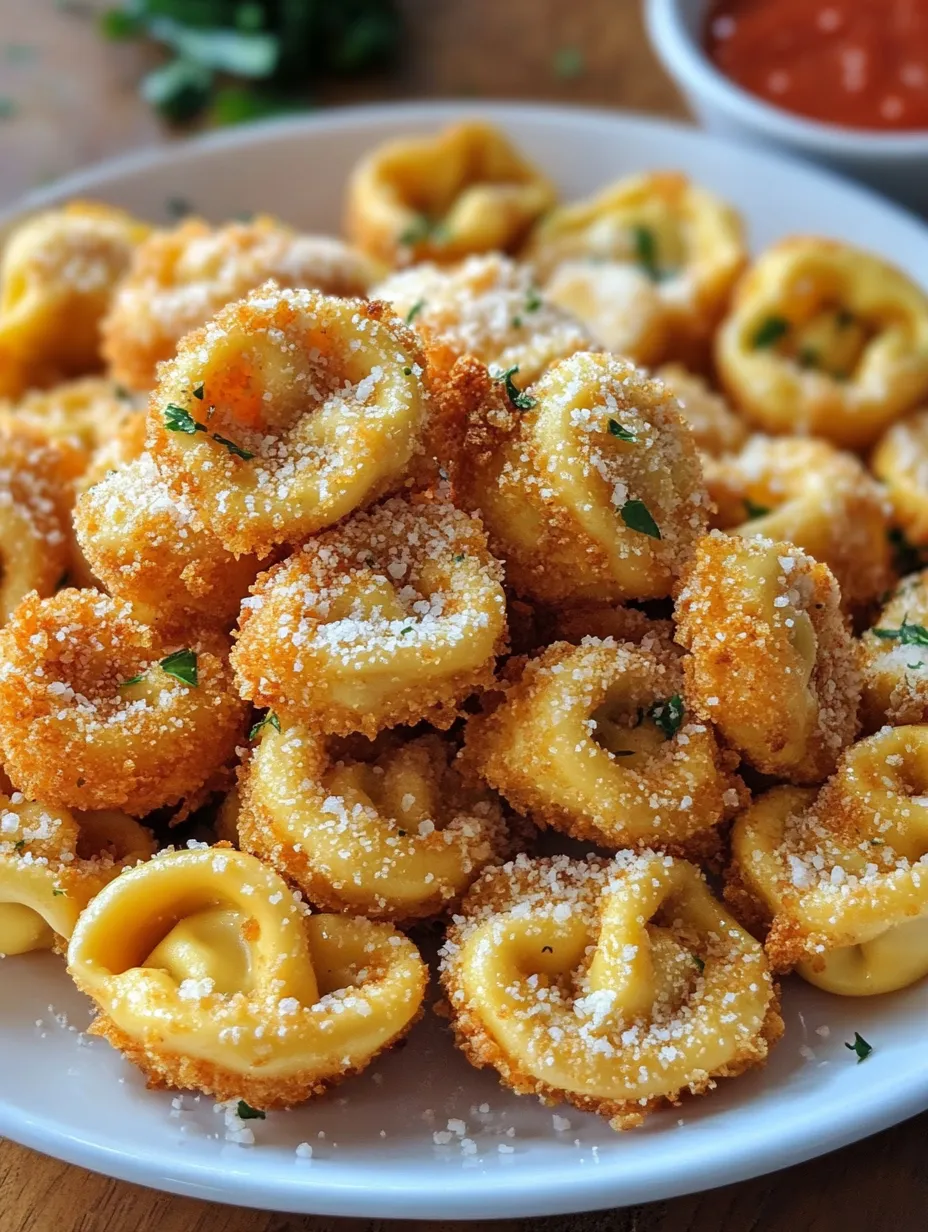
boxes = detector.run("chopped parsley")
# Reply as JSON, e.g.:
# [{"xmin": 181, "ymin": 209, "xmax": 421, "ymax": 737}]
[
  {"xmin": 844, "ymin": 1032, "xmax": 872, "ymax": 1063},
  {"xmin": 620, "ymin": 499, "xmax": 661, "ymax": 540},
  {"xmin": 52, "ymin": 888, "xmax": 66, "ymax": 897},
  {"xmin": 13, "ymin": 839, "xmax": 25, "ymax": 852},
  {"xmin": 872, "ymin": 618, "xmax": 928, "ymax": 647},
  {"xmin": 405, "ymin": 299, "xmax": 425, "ymax": 324},
  {"xmin": 630, "ymin": 224, "xmax": 662, "ymax": 281},
  {"xmin": 399, "ymin": 626, "xmax": 413, "ymax": 636},
  {"xmin": 692, "ymin": 954, "xmax": 705, "ymax": 972},
  {"xmin": 744, "ymin": 497, "xmax": 772, "ymax": 520},
  {"xmin": 751, "ymin": 315, "xmax": 789, "ymax": 349},
  {"xmin": 114, "ymin": 384, "xmax": 132, "ymax": 402},
  {"xmin": 403, "ymin": 366, "xmax": 412, "ymax": 376},
  {"xmin": 193, "ymin": 383, "xmax": 205, "ymax": 399},
  {"xmin": 249, "ymin": 711, "xmax": 281, "ymax": 741},
  {"xmin": 212, "ymin": 432, "xmax": 254, "ymax": 460},
  {"xmin": 159, "ymin": 649, "xmax": 198, "ymax": 687},
  {"xmin": 164, "ymin": 403, "xmax": 205, "ymax": 435},
  {"xmin": 649, "ymin": 694, "xmax": 685, "ymax": 739},
  {"xmin": 607, "ymin": 418, "xmax": 636, "ymax": 442},
  {"xmin": 553, "ymin": 46, "xmax": 585, "ymax": 79},
  {"xmin": 511, "ymin": 315, "xmax": 523, "ymax": 329},
  {"xmin": 453, "ymin": 553, "xmax": 465, "ymax": 563},
  {"xmin": 120, "ymin": 673, "xmax": 145, "ymax": 687},
  {"xmin": 525, "ymin": 287, "xmax": 543, "ymax": 313},
  {"xmin": 236, "ymin": 1100, "xmax": 266, "ymax": 1120},
  {"xmin": 492, "ymin": 365, "xmax": 536, "ymax": 411},
  {"xmin": 399, "ymin": 214, "xmax": 448, "ymax": 247},
  {"xmin": 797, "ymin": 346, "xmax": 819, "ymax": 369}
]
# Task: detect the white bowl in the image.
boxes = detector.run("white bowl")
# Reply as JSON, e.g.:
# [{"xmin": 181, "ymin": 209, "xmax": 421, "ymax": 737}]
[{"xmin": 645, "ymin": 0, "xmax": 928, "ymax": 213}]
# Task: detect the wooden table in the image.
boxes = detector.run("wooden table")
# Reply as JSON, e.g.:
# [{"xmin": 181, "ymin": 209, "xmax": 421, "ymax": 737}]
[{"xmin": 0, "ymin": 2, "xmax": 925, "ymax": 1229}]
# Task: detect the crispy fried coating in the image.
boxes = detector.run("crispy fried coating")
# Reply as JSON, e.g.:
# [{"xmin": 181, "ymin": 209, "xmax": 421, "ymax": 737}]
[
  {"xmin": 147, "ymin": 285, "xmax": 435, "ymax": 557},
  {"xmin": 462, "ymin": 637, "xmax": 744, "ymax": 853},
  {"xmin": 704, "ymin": 434, "xmax": 893, "ymax": 611},
  {"xmin": 373, "ymin": 253, "xmax": 593, "ymax": 385},
  {"xmin": 102, "ymin": 215, "xmax": 381, "ymax": 390},
  {"xmin": 232, "ymin": 493, "xmax": 507, "ymax": 737},
  {"xmin": 655, "ymin": 363, "xmax": 748, "ymax": 457},
  {"xmin": 238, "ymin": 720, "xmax": 511, "ymax": 923},
  {"xmin": 728, "ymin": 727, "xmax": 928, "ymax": 994},
  {"xmin": 859, "ymin": 572, "xmax": 928, "ymax": 729},
  {"xmin": 716, "ymin": 237, "xmax": 928, "ymax": 449},
  {"xmin": 675, "ymin": 531, "xmax": 860, "ymax": 783},
  {"xmin": 453, "ymin": 350, "xmax": 708, "ymax": 605},
  {"xmin": 871, "ymin": 406, "xmax": 928, "ymax": 544},
  {"xmin": 440, "ymin": 851, "xmax": 781, "ymax": 1130},
  {"xmin": 345, "ymin": 121, "xmax": 556, "ymax": 266},
  {"xmin": 67, "ymin": 847, "xmax": 427, "ymax": 1108},
  {"xmin": 0, "ymin": 590, "xmax": 245, "ymax": 815},
  {"xmin": 74, "ymin": 453, "xmax": 262, "ymax": 626}
]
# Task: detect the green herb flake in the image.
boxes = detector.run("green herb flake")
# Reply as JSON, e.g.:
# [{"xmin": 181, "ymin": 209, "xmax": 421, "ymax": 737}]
[
  {"xmin": 399, "ymin": 214, "xmax": 432, "ymax": 247},
  {"xmin": 453, "ymin": 553, "xmax": 466, "ymax": 563},
  {"xmin": 630, "ymin": 224, "xmax": 661, "ymax": 281},
  {"xmin": 399, "ymin": 626, "xmax": 413, "ymax": 636},
  {"xmin": 620, "ymin": 499, "xmax": 661, "ymax": 540},
  {"xmin": 159, "ymin": 649, "xmax": 198, "ymax": 687},
  {"xmin": 405, "ymin": 299, "xmax": 425, "ymax": 324},
  {"xmin": 492, "ymin": 365, "xmax": 536, "ymax": 411},
  {"xmin": 249, "ymin": 711, "xmax": 281, "ymax": 741},
  {"xmin": 525, "ymin": 287, "xmax": 543, "ymax": 313},
  {"xmin": 872, "ymin": 618, "xmax": 928, "ymax": 647},
  {"xmin": 844, "ymin": 1032, "xmax": 872, "ymax": 1063},
  {"xmin": 553, "ymin": 46, "xmax": 584, "ymax": 79},
  {"xmin": 13, "ymin": 839, "xmax": 25, "ymax": 852},
  {"xmin": 607, "ymin": 418, "xmax": 636, "ymax": 442},
  {"xmin": 164, "ymin": 403, "xmax": 205, "ymax": 435},
  {"xmin": 744, "ymin": 497, "xmax": 772, "ymax": 520},
  {"xmin": 52, "ymin": 888, "xmax": 66, "ymax": 897},
  {"xmin": 751, "ymin": 315, "xmax": 790, "ymax": 349},
  {"xmin": 511, "ymin": 315, "xmax": 523, "ymax": 329},
  {"xmin": 212, "ymin": 432, "xmax": 254, "ymax": 460},
  {"xmin": 114, "ymin": 384, "xmax": 132, "ymax": 402},
  {"xmin": 120, "ymin": 673, "xmax": 145, "ymax": 688},
  {"xmin": 236, "ymin": 1100, "xmax": 266, "ymax": 1120},
  {"xmin": 797, "ymin": 347, "xmax": 820, "ymax": 370},
  {"xmin": 403, "ymin": 366, "xmax": 412, "ymax": 376},
  {"xmin": 649, "ymin": 694, "xmax": 685, "ymax": 739},
  {"xmin": 99, "ymin": 8, "xmax": 141, "ymax": 40},
  {"xmin": 193, "ymin": 384, "xmax": 204, "ymax": 400},
  {"xmin": 692, "ymin": 954, "xmax": 705, "ymax": 972}
]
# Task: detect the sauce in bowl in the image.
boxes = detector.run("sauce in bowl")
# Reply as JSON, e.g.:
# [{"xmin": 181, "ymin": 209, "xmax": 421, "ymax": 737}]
[{"xmin": 704, "ymin": 0, "xmax": 928, "ymax": 132}]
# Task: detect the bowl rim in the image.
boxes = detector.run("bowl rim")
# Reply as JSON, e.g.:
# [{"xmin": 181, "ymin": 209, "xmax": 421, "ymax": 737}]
[{"xmin": 645, "ymin": 0, "xmax": 928, "ymax": 157}]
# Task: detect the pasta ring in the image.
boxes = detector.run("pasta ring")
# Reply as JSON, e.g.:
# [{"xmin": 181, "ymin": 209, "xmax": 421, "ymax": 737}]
[
  {"xmin": 345, "ymin": 121, "xmax": 556, "ymax": 266},
  {"xmin": 703, "ymin": 434, "xmax": 893, "ymax": 611},
  {"xmin": 74, "ymin": 454, "xmax": 263, "ymax": 627},
  {"xmin": 871, "ymin": 407, "xmax": 928, "ymax": 544},
  {"xmin": 675, "ymin": 531, "xmax": 860, "ymax": 783},
  {"xmin": 453, "ymin": 350, "xmax": 708, "ymax": 605},
  {"xmin": 0, "ymin": 589, "xmax": 246, "ymax": 815},
  {"xmin": 440, "ymin": 851, "xmax": 780, "ymax": 1130},
  {"xmin": 0, "ymin": 202, "xmax": 149, "ymax": 398},
  {"xmin": 462, "ymin": 638, "xmax": 744, "ymax": 854},
  {"xmin": 238, "ymin": 720, "xmax": 510, "ymax": 923},
  {"xmin": 859, "ymin": 573, "xmax": 928, "ymax": 730},
  {"xmin": 372, "ymin": 254, "xmax": 593, "ymax": 386},
  {"xmin": 101, "ymin": 215, "xmax": 381, "ymax": 392},
  {"xmin": 715, "ymin": 237, "xmax": 928, "ymax": 449},
  {"xmin": 524, "ymin": 172, "xmax": 745, "ymax": 367},
  {"xmin": 655, "ymin": 363, "xmax": 748, "ymax": 457},
  {"xmin": 232, "ymin": 494, "xmax": 507, "ymax": 737},
  {"xmin": 728, "ymin": 728, "xmax": 928, "ymax": 994},
  {"xmin": 147, "ymin": 285, "xmax": 433, "ymax": 557},
  {"xmin": 67, "ymin": 846, "xmax": 427, "ymax": 1108},
  {"xmin": 0, "ymin": 797, "xmax": 154, "ymax": 956}
]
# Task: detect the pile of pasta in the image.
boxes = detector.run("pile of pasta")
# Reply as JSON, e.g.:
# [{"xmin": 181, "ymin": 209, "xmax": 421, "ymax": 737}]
[{"xmin": 2, "ymin": 119, "xmax": 928, "ymax": 1132}]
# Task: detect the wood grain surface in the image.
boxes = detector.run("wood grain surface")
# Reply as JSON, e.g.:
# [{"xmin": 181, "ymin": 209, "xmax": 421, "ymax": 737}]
[{"xmin": 0, "ymin": 2, "xmax": 924, "ymax": 1230}]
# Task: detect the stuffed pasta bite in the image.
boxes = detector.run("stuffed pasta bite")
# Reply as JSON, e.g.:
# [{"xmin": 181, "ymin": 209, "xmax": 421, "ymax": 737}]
[
  {"xmin": 859, "ymin": 573, "xmax": 928, "ymax": 730},
  {"xmin": 871, "ymin": 407, "xmax": 928, "ymax": 545},
  {"xmin": 440, "ymin": 852, "xmax": 781, "ymax": 1130},
  {"xmin": 67, "ymin": 846, "xmax": 427, "ymax": 1108},
  {"xmin": 453, "ymin": 350, "xmax": 708, "ymax": 606}
]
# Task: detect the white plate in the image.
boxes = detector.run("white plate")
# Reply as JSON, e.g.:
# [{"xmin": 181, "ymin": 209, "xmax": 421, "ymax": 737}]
[{"xmin": 2, "ymin": 102, "xmax": 928, "ymax": 1221}]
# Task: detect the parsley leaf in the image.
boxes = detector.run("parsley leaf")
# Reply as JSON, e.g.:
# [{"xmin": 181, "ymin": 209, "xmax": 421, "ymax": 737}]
[
  {"xmin": 844, "ymin": 1032, "xmax": 872, "ymax": 1063},
  {"xmin": 751, "ymin": 316, "xmax": 790, "ymax": 349},
  {"xmin": 649, "ymin": 694, "xmax": 685, "ymax": 739},
  {"xmin": 159, "ymin": 649, "xmax": 198, "ymax": 687},
  {"xmin": 607, "ymin": 418, "xmax": 636, "ymax": 442},
  {"xmin": 52, "ymin": 888, "xmax": 65, "ymax": 897},
  {"xmin": 13, "ymin": 839, "xmax": 25, "ymax": 852},
  {"xmin": 620, "ymin": 499, "xmax": 661, "ymax": 539},
  {"xmin": 744, "ymin": 497, "xmax": 772, "ymax": 520},
  {"xmin": 692, "ymin": 954, "xmax": 705, "ymax": 972},
  {"xmin": 193, "ymin": 383, "xmax": 205, "ymax": 400},
  {"xmin": 872, "ymin": 618, "xmax": 928, "ymax": 647},
  {"xmin": 405, "ymin": 299, "xmax": 425, "ymax": 324},
  {"xmin": 630, "ymin": 224, "xmax": 661, "ymax": 281},
  {"xmin": 120, "ymin": 673, "xmax": 145, "ymax": 687},
  {"xmin": 164, "ymin": 403, "xmax": 206, "ymax": 435},
  {"xmin": 212, "ymin": 432, "xmax": 254, "ymax": 460},
  {"xmin": 492, "ymin": 365, "xmax": 536, "ymax": 411},
  {"xmin": 236, "ymin": 1100, "xmax": 266, "ymax": 1120},
  {"xmin": 525, "ymin": 287, "xmax": 543, "ymax": 313},
  {"xmin": 249, "ymin": 711, "xmax": 281, "ymax": 741}
]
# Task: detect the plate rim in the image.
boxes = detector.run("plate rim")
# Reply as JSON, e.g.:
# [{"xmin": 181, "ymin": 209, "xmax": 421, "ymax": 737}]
[{"xmin": 2, "ymin": 99, "xmax": 928, "ymax": 1219}]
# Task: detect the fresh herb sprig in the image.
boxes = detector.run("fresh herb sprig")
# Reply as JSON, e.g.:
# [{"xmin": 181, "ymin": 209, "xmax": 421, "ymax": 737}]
[
  {"xmin": 163, "ymin": 402, "xmax": 253, "ymax": 460},
  {"xmin": 492, "ymin": 365, "xmax": 536, "ymax": 411}
]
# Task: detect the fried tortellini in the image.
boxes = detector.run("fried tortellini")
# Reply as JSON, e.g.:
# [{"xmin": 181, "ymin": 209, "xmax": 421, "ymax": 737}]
[
  {"xmin": 859, "ymin": 573, "xmax": 928, "ymax": 730},
  {"xmin": 872, "ymin": 406, "xmax": 928, "ymax": 544},
  {"xmin": 716, "ymin": 237, "xmax": 928, "ymax": 449}
]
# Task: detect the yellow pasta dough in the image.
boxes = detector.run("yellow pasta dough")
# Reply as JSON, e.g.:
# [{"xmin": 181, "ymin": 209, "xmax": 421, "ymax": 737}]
[
  {"xmin": 871, "ymin": 406, "xmax": 928, "ymax": 544},
  {"xmin": 859, "ymin": 573, "xmax": 928, "ymax": 730}
]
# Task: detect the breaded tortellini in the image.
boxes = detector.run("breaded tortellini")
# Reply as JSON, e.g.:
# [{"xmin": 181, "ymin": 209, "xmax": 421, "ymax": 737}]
[
  {"xmin": 102, "ymin": 215, "xmax": 381, "ymax": 391},
  {"xmin": 675, "ymin": 532, "xmax": 860, "ymax": 784},
  {"xmin": 232, "ymin": 494, "xmax": 507, "ymax": 737},
  {"xmin": 655, "ymin": 363, "xmax": 748, "ymax": 457},
  {"xmin": 0, "ymin": 590, "xmax": 246, "ymax": 815},
  {"xmin": 346, "ymin": 121, "xmax": 556, "ymax": 267},
  {"xmin": 373, "ymin": 253, "xmax": 594, "ymax": 385},
  {"xmin": 147, "ymin": 285, "xmax": 434, "ymax": 557},
  {"xmin": 67, "ymin": 847, "xmax": 427, "ymax": 1108},
  {"xmin": 716, "ymin": 237, "xmax": 928, "ymax": 449},
  {"xmin": 440, "ymin": 851, "xmax": 781, "ymax": 1130},
  {"xmin": 0, "ymin": 202, "xmax": 148, "ymax": 397},
  {"xmin": 704, "ymin": 434, "xmax": 893, "ymax": 611},
  {"xmin": 871, "ymin": 407, "xmax": 928, "ymax": 544},
  {"xmin": 524, "ymin": 172, "xmax": 745, "ymax": 367},
  {"xmin": 0, "ymin": 797, "xmax": 154, "ymax": 956},
  {"xmin": 859, "ymin": 573, "xmax": 928, "ymax": 730},
  {"xmin": 728, "ymin": 727, "xmax": 928, "ymax": 995},
  {"xmin": 238, "ymin": 720, "xmax": 511, "ymax": 923},
  {"xmin": 453, "ymin": 351, "xmax": 708, "ymax": 605},
  {"xmin": 463, "ymin": 637, "xmax": 744, "ymax": 857}
]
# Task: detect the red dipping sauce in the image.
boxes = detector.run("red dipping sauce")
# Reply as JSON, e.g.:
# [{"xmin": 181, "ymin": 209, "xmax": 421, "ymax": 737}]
[{"xmin": 704, "ymin": 0, "xmax": 928, "ymax": 132}]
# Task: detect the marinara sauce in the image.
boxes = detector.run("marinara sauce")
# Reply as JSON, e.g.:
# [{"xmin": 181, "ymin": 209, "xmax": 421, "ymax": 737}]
[{"xmin": 704, "ymin": 0, "xmax": 928, "ymax": 131}]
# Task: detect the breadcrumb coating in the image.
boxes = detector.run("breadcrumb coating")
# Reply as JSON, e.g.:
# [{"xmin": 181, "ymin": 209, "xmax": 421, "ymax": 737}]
[
  {"xmin": 655, "ymin": 363, "xmax": 748, "ymax": 457},
  {"xmin": 871, "ymin": 406, "xmax": 928, "ymax": 544},
  {"xmin": 859, "ymin": 572, "xmax": 928, "ymax": 730}
]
